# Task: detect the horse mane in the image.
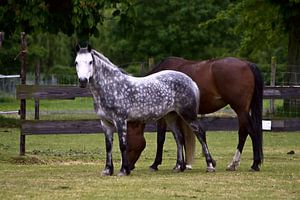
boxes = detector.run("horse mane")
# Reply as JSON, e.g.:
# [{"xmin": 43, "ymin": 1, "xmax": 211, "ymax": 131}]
[
  {"xmin": 92, "ymin": 50, "xmax": 116, "ymax": 68},
  {"xmin": 91, "ymin": 49, "xmax": 129, "ymax": 75},
  {"xmin": 207, "ymin": 57, "xmax": 248, "ymax": 64}
]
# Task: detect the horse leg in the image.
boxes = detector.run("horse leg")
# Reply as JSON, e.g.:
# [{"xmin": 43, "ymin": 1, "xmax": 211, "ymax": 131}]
[
  {"xmin": 247, "ymin": 117, "xmax": 262, "ymax": 171},
  {"xmin": 101, "ymin": 120, "xmax": 115, "ymax": 176},
  {"xmin": 163, "ymin": 114, "xmax": 186, "ymax": 172},
  {"xmin": 227, "ymin": 111, "xmax": 261, "ymax": 171},
  {"xmin": 189, "ymin": 120, "xmax": 216, "ymax": 172},
  {"xmin": 115, "ymin": 121, "xmax": 130, "ymax": 176},
  {"xmin": 149, "ymin": 119, "xmax": 167, "ymax": 171},
  {"xmin": 226, "ymin": 125, "xmax": 247, "ymax": 171}
]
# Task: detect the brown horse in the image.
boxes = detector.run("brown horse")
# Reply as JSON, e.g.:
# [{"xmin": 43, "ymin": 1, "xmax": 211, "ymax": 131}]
[{"xmin": 126, "ymin": 57, "xmax": 263, "ymax": 171}]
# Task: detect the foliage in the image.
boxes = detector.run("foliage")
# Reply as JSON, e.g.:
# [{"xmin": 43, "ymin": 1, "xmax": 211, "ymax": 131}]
[
  {"xmin": 92, "ymin": 0, "xmax": 239, "ymax": 64},
  {"xmin": 0, "ymin": 33, "xmax": 21, "ymax": 74},
  {"xmin": 0, "ymin": 0, "xmax": 299, "ymax": 77},
  {"xmin": 0, "ymin": 0, "xmax": 115, "ymax": 38},
  {"xmin": 0, "ymin": 32, "xmax": 72, "ymax": 75},
  {"xmin": 0, "ymin": 0, "xmax": 133, "ymax": 74},
  {"xmin": 202, "ymin": 0, "xmax": 288, "ymax": 64},
  {"xmin": 47, "ymin": 65, "xmax": 78, "ymax": 84}
]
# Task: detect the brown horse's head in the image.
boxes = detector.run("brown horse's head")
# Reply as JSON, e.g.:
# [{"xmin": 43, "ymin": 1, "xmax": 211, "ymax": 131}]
[{"xmin": 126, "ymin": 122, "xmax": 146, "ymax": 170}]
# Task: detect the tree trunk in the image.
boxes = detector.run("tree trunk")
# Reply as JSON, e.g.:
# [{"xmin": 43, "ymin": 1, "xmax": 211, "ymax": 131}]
[{"xmin": 284, "ymin": 15, "xmax": 300, "ymax": 115}]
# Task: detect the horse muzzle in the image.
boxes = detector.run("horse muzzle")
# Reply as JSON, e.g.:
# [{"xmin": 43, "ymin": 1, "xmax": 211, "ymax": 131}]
[{"xmin": 79, "ymin": 78, "xmax": 88, "ymax": 88}]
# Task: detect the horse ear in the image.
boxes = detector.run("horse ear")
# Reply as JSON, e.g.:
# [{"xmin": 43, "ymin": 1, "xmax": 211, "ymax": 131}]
[
  {"xmin": 87, "ymin": 44, "xmax": 92, "ymax": 52},
  {"xmin": 75, "ymin": 44, "xmax": 81, "ymax": 52}
]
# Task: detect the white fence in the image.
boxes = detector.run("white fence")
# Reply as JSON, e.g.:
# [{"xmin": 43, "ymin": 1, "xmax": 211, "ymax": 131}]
[{"xmin": 0, "ymin": 74, "xmax": 20, "ymax": 95}]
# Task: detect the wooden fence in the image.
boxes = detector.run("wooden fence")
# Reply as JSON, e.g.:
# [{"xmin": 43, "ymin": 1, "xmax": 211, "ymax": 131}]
[
  {"xmin": 16, "ymin": 84, "xmax": 300, "ymax": 155},
  {"xmin": 14, "ymin": 33, "xmax": 300, "ymax": 156}
]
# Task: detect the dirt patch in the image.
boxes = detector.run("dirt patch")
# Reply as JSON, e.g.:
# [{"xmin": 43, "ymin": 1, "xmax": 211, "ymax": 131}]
[{"xmin": 10, "ymin": 156, "xmax": 46, "ymax": 165}]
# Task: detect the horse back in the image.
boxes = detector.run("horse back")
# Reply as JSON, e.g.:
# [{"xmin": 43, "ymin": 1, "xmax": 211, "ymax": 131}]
[{"xmin": 151, "ymin": 57, "xmax": 255, "ymax": 114}]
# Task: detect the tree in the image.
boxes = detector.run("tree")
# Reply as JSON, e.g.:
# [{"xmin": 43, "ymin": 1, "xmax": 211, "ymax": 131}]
[
  {"xmin": 92, "ymin": 0, "xmax": 238, "ymax": 65},
  {"xmin": 0, "ymin": 0, "xmax": 132, "ymax": 74},
  {"xmin": 204, "ymin": 0, "xmax": 300, "ymax": 113},
  {"xmin": 270, "ymin": 0, "xmax": 300, "ymax": 79},
  {"xmin": 0, "ymin": 0, "xmax": 111, "ymax": 39},
  {"xmin": 203, "ymin": 0, "xmax": 288, "ymax": 63},
  {"xmin": 270, "ymin": 0, "xmax": 300, "ymax": 113}
]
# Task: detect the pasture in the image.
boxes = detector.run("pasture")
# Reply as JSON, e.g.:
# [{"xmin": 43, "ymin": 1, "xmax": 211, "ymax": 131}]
[{"xmin": 0, "ymin": 128, "xmax": 299, "ymax": 199}]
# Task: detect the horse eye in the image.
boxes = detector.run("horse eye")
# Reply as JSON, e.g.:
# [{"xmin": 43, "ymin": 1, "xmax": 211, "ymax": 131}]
[
  {"xmin": 74, "ymin": 61, "xmax": 78, "ymax": 66},
  {"xmin": 89, "ymin": 61, "xmax": 93, "ymax": 65}
]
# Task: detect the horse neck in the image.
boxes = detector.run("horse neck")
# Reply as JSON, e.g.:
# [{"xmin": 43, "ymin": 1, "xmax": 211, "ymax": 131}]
[
  {"xmin": 147, "ymin": 57, "xmax": 187, "ymax": 75},
  {"xmin": 91, "ymin": 51, "xmax": 128, "ymax": 86}
]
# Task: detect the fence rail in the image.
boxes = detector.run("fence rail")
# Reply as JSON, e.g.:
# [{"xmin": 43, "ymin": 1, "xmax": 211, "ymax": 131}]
[
  {"xmin": 263, "ymin": 86, "xmax": 300, "ymax": 99},
  {"xmin": 20, "ymin": 117, "xmax": 300, "ymax": 136},
  {"xmin": 16, "ymin": 85, "xmax": 300, "ymax": 100}
]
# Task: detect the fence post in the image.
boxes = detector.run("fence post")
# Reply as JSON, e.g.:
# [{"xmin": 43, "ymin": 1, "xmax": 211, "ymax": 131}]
[
  {"xmin": 35, "ymin": 60, "xmax": 40, "ymax": 120},
  {"xmin": 269, "ymin": 56, "xmax": 277, "ymax": 115},
  {"xmin": 140, "ymin": 62, "xmax": 146, "ymax": 76},
  {"xmin": 0, "ymin": 32, "xmax": 3, "ymax": 48},
  {"xmin": 148, "ymin": 57, "xmax": 155, "ymax": 71},
  {"xmin": 20, "ymin": 32, "xmax": 27, "ymax": 156}
]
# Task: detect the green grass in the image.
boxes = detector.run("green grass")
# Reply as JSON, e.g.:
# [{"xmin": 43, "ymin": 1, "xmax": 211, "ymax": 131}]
[
  {"xmin": 0, "ymin": 97, "xmax": 97, "ymax": 120},
  {"xmin": 0, "ymin": 128, "xmax": 299, "ymax": 199}
]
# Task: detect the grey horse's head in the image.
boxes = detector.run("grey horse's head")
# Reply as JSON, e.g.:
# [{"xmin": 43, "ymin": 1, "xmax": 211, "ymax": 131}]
[{"xmin": 75, "ymin": 44, "xmax": 94, "ymax": 88}]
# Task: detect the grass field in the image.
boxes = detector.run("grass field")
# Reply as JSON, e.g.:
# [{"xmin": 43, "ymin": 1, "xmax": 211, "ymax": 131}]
[{"xmin": 0, "ymin": 128, "xmax": 299, "ymax": 199}]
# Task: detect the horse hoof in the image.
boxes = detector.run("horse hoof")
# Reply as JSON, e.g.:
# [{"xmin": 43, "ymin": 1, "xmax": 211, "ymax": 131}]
[
  {"xmin": 186, "ymin": 164, "xmax": 193, "ymax": 170},
  {"xmin": 149, "ymin": 167, "xmax": 158, "ymax": 172},
  {"xmin": 206, "ymin": 166, "xmax": 215, "ymax": 173},
  {"xmin": 226, "ymin": 161, "xmax": 239, "ymax": 171},
  {"xmin": 250, "ymin": 166, "xmax": 260, "ymax": 172},
  {"xmin": 117, "ymin": 171, "xmax": 128, "ymax": 176},
  {"xmin": 173, "ymin": 165, "xmax": 185, "ymax": 173},
  {"xmin": 173, "ymin": 167, "xmax": 182, "ymax": 173},
  {"xmin": 226, "ymin": 165, "xmax": 237, "ymax": 171},
  {"xmin": 149, "ymin": 165, "xmax": 158, "ymax": 172},
  {"xmin": 117, "ymin": 169, "xmax": 130, "ymax": 176},
  {"xmin": 101, "ymin": 169, "xmax": 113, "ymax": 176}
]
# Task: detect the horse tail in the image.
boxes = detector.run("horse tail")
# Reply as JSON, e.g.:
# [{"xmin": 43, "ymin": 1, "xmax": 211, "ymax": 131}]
[
  {"xmin": 180, "ymin": 120, "xmax": 196, "ymax": 166},
  {"xmin": 249, "ymin": 63, "xmax": 264, "ymax": 163}
]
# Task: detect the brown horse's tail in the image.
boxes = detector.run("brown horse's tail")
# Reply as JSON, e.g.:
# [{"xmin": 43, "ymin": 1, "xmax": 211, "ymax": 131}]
[
  {"xmin": 249, "ymin": 63, "xmax": 264, "ymax": 163},
  {"xmin": 180, "ymin": 120, "xmax": 196, "ymax": 166}
]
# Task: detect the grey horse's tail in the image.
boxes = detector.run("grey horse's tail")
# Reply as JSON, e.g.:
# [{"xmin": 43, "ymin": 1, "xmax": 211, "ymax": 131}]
[
  {"xmin": 182, "ymin": 79, "xmax": 199, "ymax": 166},
  {"xmin": 179, "ymin": 119, "xmax": 196, "ymax": 166}
]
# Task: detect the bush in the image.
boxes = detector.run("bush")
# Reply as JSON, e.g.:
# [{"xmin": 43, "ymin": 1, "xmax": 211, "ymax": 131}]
[{"xmin": 47, "ymin": 65, "xmax": 77, "ymax": 85}]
